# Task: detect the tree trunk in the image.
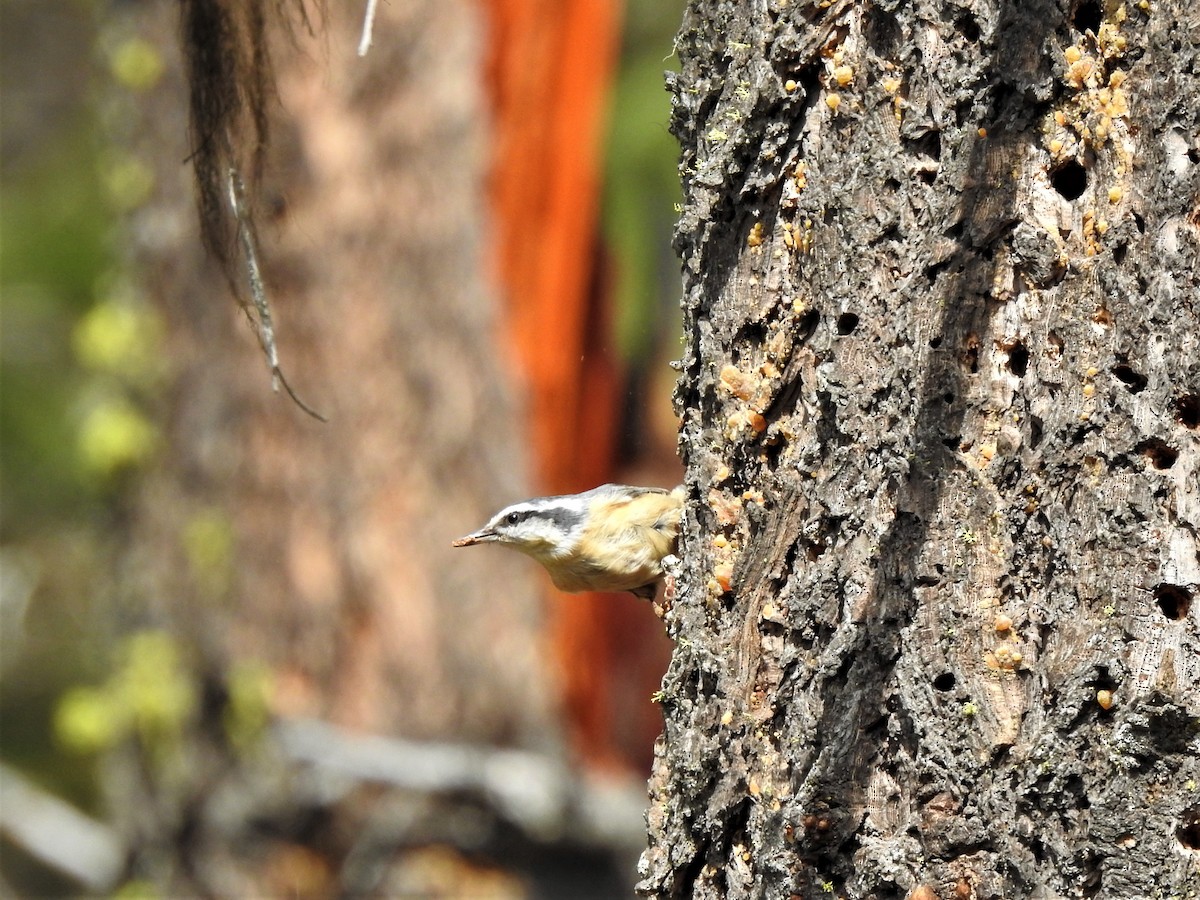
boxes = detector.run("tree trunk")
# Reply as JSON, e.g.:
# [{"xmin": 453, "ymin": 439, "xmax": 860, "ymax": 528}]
[
  {"xmin": 641, "ymin": 0, "xmax": 1200, "ymax": 897},
  {"xmin": 113, "ymin": 2, "xmax": 563, "ymax": 893}
]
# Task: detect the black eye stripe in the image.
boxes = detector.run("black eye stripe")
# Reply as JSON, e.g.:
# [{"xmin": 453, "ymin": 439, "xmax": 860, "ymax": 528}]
[{"xmin": 496, "ymin": 506, "xmax": 583, "ymax": 534}]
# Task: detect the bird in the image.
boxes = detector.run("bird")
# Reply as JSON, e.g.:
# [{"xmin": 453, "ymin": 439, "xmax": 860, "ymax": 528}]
[{"xmin": 452, "ymin": 484, "xmax": 684, "ymax": 601}]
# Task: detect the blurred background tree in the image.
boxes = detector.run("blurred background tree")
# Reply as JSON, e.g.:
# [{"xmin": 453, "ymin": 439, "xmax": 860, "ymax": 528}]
[{"xmin": 0, "ymin": 0, "xmax": 684, "ymax": 895}]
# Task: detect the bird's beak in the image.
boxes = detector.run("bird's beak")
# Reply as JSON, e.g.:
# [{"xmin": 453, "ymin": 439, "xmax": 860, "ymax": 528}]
[{"xmin": 452, "ymin": 528, "xmax": 497, "ymax": 547}]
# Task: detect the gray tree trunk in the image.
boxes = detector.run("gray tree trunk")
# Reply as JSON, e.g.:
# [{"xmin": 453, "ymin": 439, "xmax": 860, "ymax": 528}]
[{"xmin": 641, "ymin": 0, "xmax": 1200, "ymax": 898}]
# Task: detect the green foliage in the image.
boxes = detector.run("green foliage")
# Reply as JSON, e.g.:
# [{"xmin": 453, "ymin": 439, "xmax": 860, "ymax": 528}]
[
  {"xmin": 72, "ymin": 291, "xmax": 164, "ymax": 384},
  {"xmin": 106, "ymin": 37, "xmax": 165, "ymax": 92},
  {"xmin": 55, "ymin": 685, "xmax": 124, "ymax": 754},
  {"xmin": 111, "ymin": 879, "xmax": 162, "ymax": 900},
  {"xmin": 0, "ymin": 20, "xmax": 166, "ymax": 531},
  {"xmin": 602, "ymin": 0, "xmax": 687, "ymax": 361},
  {"xmin": 55, "ymin": 630, "xmax": 197, "ymax": 758},
  {"xmin": 76, "ymin": 395, "xmax": 159, "ymax": 477},
  {"xmin": 0, "ymin": 126, "xmax": 116, "ymax": 530}
]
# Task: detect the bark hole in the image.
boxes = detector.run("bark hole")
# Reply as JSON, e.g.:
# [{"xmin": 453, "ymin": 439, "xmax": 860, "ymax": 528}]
[
  {"xmin": 1111, "ymin": 364, "xmax": 1148, "ymax": 393},
  {"xmin": 1093, "ymin": 665, "xmax": 1119, "ymax": 693},
  {"xmin": 962, "ymin": 334, "xmax": 980, "ymax": 373},
  {"xmin": 798, "ymin": 308, "xmax": 821, "ymax": 342},
  {"xmin": 836, "ymin": 312, "xmax": 860, "ymax": 335},
  {"xmin": 910, "ymin": 130, "xmax": 942, "ymax": 161},
  {"xmin": 924, "ymin": 259, "xmax": 952, "ymax": 283},
  {"xmin": 956, "ymin": 14, "xmax": 981, "ymax": 42},
  {"xmin": 907, "ymin": 131, "xmax": 942, "ymax": 185},
  {"xmin": 1050, "ymin": 159, "xmax": 1088, "ymax": 200},
  {"xmin": 1176, "ymin": 394, "xmax": 1200, "ymax": 428},
  {"xmin": 1134, "ymin": 438, "xmax": 1178, "ymax": 470},
  {"xmin": 1047, "ymin": 331, "xmax": 1064, "ymax": 357},
  {"xmin": 933, "ymin": 672, "xmax": 956, "ymax": 691},
  {"xmin": 1154, "ymin": 584, "xmax": 1192, "ymax": 620},
  {"xmin": 1178, "ymin": 811, "xmax": 1200, "ymax": 850},
  {"xmin": 1073, "ymin": 0, "xmax": 1103, "ymax": 34},
  {"xmin": 1030, "ymin": 836, "xmax": 1048, "ymax": 863},
  {"xmin": 1006, "ymin": 342, "xmax": 1029, "ymax": 377}
]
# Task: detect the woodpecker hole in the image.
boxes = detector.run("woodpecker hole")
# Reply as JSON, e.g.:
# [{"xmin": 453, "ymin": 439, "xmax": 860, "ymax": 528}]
[
  {"xmin": 957, "ymin": 14, "xmax": 981, "ymax": 42},
  {"xmin": 933, "ymin": 672, "xmax": 957, "ymax": 692},
  {"xmin": 1135, "ymin": 438, "xmax": 1178, "ymax": 470},
  {"xmin": 1155, "ymin": 584, "xmax": 1192, "ymax": 621},
  {"xmin": 1111, "ymin": 364, "xmax": 1148, "ymax": 393},
  {"xmin": 1007, "ymin": 342, "xmax": 1029, "ymax": 377},
  {"xmin": 1176, "ymin": 394, "xmax": 1200, "ymax": 429},
  {"xmin": 962, "ymin": 336, "xmax": 980, "ymax": 373},
  {"xmin": 1074, "ymin": 0, "xmax": 1102, "ymax": 33},
  {"xmin": 1030, "ymin": 837, "xmax": 1048, "ymax": 863},
  {"xmin": 1051, "ymin": 159, "xmax": 1088, "ymax": 200},
  {"xmin": 907, "ymin": 130, "xmax": 942, "ymax": 161},
  {"xmin": 798, "ymin": 308, "xmax": 821, "ymax": 342},
  {"xmin": 1047, "ymin": 331, "xmax": 1064, "ymax": 360},
  {"xmin": 1029, "ymin": 415, "xmax": 1044, "ymax": 449},
  {"xmin": 837, "ymin": 312, "xmax": 860, "ymax": 335},
  {"xmin": 1179, "ymin": 810, "xmax": 1200, "ymax": 851}
]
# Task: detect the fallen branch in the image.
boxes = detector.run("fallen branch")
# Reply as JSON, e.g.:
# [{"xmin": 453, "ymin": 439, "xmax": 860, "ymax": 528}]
[
  {"xmin": 0, "ymin": 762, "xmax": 124, "ymax": 891},
  {"xmin": 273, "ymin": 717, "xmax": 647, "ymax": 848}
]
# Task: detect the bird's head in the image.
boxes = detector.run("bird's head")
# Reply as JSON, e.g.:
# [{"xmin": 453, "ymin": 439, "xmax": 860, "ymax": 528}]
[{"xmin": 452, "ymin": 497, "xmax": 586, "ymax": 560}]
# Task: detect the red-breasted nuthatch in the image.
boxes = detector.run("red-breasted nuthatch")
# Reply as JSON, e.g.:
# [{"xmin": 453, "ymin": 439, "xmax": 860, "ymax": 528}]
[{"xmin": 452, "ymin": 484, "xmax": 684, "ymax": 600}]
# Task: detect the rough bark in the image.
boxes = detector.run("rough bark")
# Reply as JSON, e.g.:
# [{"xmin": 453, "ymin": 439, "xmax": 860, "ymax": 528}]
[{"xmin": 641, "ymin": 0, "xmax": 1200, "ymax": 898}]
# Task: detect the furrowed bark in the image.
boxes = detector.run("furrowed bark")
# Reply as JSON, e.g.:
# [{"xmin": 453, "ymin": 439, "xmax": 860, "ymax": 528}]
[{"xmin": 642, "ymin": 1, "xmax": 1200, "ymax": 897}]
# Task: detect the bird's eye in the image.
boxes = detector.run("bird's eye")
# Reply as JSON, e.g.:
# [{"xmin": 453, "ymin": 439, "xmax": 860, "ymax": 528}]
[{"xmin": 505, "ymin": 512, "xmax": 521, "ymax": 525}]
